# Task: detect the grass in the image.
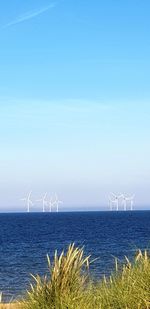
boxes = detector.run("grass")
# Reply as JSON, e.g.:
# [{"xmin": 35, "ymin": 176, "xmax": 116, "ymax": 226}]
[
  {"xmin": 3, "ymin": 244, "xmax": 150, "ymax": 308},
  {"xmin": 22, "ymin": 244, "xmax": 90, "ymax": 309},
  {"xmin": 0, "ymin": 305, "xmax": 21, "ymax": 309}
]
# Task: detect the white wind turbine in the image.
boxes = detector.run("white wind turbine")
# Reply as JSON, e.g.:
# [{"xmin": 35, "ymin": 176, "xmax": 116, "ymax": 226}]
[
  {"xmin": 21, "ymin": 191, "xmax": 33, "ymax": 213},
  {"xmin": 122, "ymin": 195, "xmax": 128, "ymax": 211},
  {"xmin": 37, "ymin": 193, "xmax": 48, "ymax": 212},
  {"xmin": 110, "ymin": 193, "xmax": 123, "ymax": 211},
  {"xmin": 54, "ymin": 194, "xmax": 63, "ymax": 213},
  {"xmin": 109, "ymin": 196, "xmax": 118, "ymax": 211},
  {"xmin": 49, "ymin": 196, "xmax": 56, "ymax": 212},
  {"xmin": 124, "ymin": 195, "xmax": 135, "ymax": 211}
]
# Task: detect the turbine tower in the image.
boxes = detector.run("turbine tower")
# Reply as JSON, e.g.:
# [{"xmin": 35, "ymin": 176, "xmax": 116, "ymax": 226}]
[
  {"xmin": 125, "ymin": 195, "xmax": 135, "ymax": 211},
  {"xmin": 49, "ymin": 196, "xmax": 55, "ymax": 212},
  {"xmin": 37, "ymin": 193, "xmax": 48, "ymax": 212},
  {"xmin": 122, "ymin": 195, "xmax": 128, "ymax": 211},
  {"xmin": 54, "ymin": 194, "xmax": 63, "ymax": 213},
  {"xmin": 110, "ymin": 193, "xmax": 123, "ymax": 211},
  {"xmin": 109, "ymin": 197, "xmax": 117, "ymax": 211},
  {"xmin": 121, "ymin": 194, "xmax": 135, "ymax": 211},
  {"xmin": 21, "ymin": 191, "xmax": 33, "ymax": 213}
]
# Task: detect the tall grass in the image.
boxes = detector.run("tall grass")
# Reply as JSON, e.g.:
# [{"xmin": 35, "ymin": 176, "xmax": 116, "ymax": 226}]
[
  {"xmin": 23, "ymin": 244, "xmax": 90, "ymax": 309},
  {"xmin": 22, "ymin": 244, "xmax": 150, "ymax": 309}
]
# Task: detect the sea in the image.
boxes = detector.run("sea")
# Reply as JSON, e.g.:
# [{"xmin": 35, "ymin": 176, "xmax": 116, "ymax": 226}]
[{"xmin": 0, "ymin": 211, "xmax": 150, "ymax": 302}]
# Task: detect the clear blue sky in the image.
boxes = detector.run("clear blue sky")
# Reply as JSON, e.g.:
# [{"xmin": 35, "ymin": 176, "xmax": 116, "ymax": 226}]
[{"xmin": 0, "ymin": 0, "xmax": 150, "ymax": 211}]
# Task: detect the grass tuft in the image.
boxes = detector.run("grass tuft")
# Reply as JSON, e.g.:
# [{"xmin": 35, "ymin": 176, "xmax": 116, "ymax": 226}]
[
  {"xmin": 21, "ymin": 245, "xmax": 150, "ymax": 309},
  {"xmin": 23, "ymin": 243, "xmax": 90, "ymax": 309}
]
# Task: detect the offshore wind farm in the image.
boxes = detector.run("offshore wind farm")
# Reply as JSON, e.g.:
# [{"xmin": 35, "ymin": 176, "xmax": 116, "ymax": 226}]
[
  {"xmin": 21, "ymin": 192, "xmax": 63, "ymax": 213},
  {"xmin": 20, "ymin": 191, "xmax": 135, "ymax": 212},
  {"xmin": 108, "ymin": 193, "xmax": 135, "ymax": 211}
]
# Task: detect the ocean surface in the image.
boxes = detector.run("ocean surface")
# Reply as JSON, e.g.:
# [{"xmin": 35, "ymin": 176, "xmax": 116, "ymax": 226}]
[{"xmin": 0, "ymin": 211, "xmax": 150, "ymax": 302}]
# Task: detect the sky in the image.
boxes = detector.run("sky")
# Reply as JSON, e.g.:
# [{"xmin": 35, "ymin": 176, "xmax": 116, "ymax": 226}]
[{"xmin": 0, "ymin": 0, "xmax": 150, "ymax": 211}]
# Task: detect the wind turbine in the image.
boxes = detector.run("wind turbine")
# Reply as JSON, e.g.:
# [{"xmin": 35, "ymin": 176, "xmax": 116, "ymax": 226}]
[
  {"xmin": 54, "ymin": 194, "xmax": 63, "ymax": 213},
  {"xmin": 125, "ymin": 195, "xmax": 135, "ymax": 211},
  {"xmin": 49, "ymin": 196, "xmax": 55, "ymax": 212},
  {"xmin": 21, "ymin": 191, "xmax": 33, "ymax": 213},
  {"xmin": 37, "ymin": 193, "xmax": 48, "ymax": 212},
  {"xmin": 108, "ymin": 196, "xmax": 117, "ymax": 211},
  {"xmin": 110, "ymin": 193, "xmax": 123, "ymax": 211},
  {"xmin": 130, "ymin": 195, "xmax": 134, "ymax": 211},
  {"xmin": 122, "ymin": 195, "xmax": 128, "ymax": 211}
]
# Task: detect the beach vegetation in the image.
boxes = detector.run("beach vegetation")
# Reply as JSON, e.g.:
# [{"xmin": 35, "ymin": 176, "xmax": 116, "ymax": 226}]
[{"xmin": 9, "ymin": 244, "xmax": 150, "ymax": 308}]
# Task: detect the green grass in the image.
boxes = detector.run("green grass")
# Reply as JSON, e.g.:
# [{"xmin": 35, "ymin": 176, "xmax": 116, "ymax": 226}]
[{"xmin": 22, "ymin": 244, "xmax": 150, "ymax": 309}]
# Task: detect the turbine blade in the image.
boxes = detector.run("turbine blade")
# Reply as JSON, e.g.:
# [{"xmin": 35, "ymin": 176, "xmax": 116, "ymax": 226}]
[{"xmin": 111, "ymin": 192, "xmax": 116, "ymax": 198}]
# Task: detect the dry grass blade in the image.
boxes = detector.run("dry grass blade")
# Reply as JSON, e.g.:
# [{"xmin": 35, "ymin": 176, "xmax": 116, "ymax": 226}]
[{"xmin": 22, "ymin": 247, "xmax": 150, "ymax": 309}]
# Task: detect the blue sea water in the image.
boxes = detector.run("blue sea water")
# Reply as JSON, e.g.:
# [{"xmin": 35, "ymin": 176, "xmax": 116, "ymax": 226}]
[{"xmin": 0, "ymin": 211, "xmax": 150, "ymax": 302}]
